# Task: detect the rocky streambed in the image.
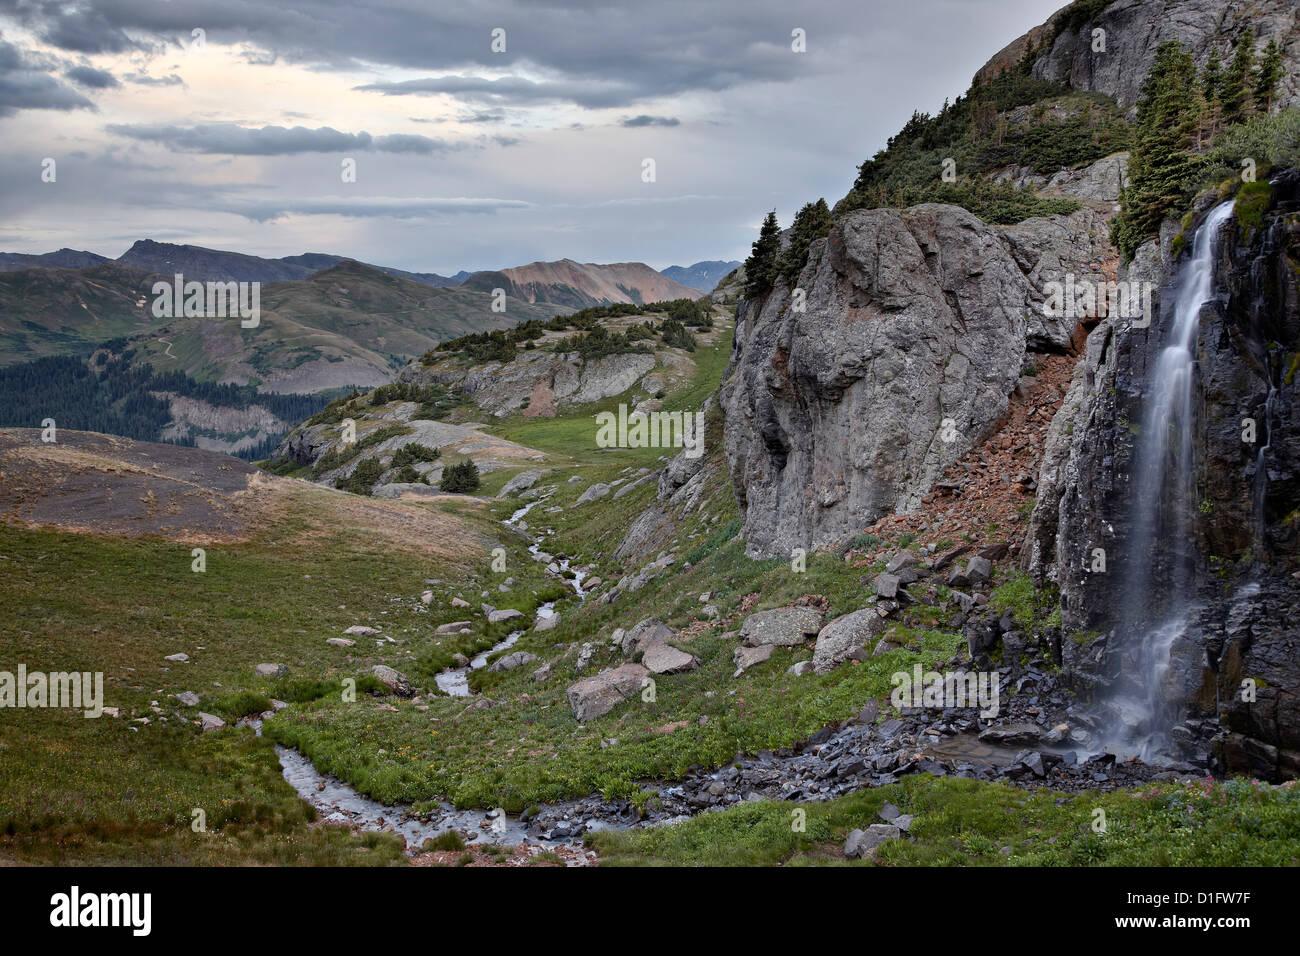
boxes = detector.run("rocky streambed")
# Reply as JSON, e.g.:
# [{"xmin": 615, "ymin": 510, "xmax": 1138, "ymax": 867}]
[{"xmin": 268, "ymin": 643, "xmax": 1199, "ymax": 855}]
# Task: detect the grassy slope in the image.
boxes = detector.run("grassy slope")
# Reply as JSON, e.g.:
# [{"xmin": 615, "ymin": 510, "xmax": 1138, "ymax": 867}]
[
  {"xmin": 0, "ymin": 482, "xmax": 554, "ymax": 863},
  {"xmin": 589, "ymin": 775, "xmax": 1300, "ymax": 867}
]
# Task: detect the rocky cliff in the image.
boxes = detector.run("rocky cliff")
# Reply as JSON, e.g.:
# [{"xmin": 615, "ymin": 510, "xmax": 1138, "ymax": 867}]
[
  {"xmin": 721, "ymin": 179, "xmax": 1117, "ymax": 558},
  {"xmin": 1027, "ymin": 170, "xmax": 1300, "ymax": 779},
  {"xmin": 980, "ymin": 0, "xmax": 1300, "ymax": 113}
]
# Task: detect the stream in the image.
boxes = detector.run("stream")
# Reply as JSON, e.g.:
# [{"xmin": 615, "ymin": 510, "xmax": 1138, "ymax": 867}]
[
  {"xmin": 274, "ymin": 488, "xmax": 604, "ymax": 853},
  {"xmin": 268, "ymin": 484, "xmax": 1153, "ymax": 856}
]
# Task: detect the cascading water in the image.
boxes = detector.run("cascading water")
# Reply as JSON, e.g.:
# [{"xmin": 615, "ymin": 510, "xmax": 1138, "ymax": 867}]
[{"xmin": 1105, "ymin": 201, "xmax": 1235, "ymax": 761}]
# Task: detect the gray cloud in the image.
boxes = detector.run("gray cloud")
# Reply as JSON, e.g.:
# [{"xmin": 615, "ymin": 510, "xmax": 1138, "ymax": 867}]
[
  {"xmin": 0, "ymin": 0, "xmax": 1072, "ymax": 272},
  {"xmin": 621, "ymin": 115, "xmax": 679, "ymax": 128},
  {"xmin": 227, "ymin": 195, "xmax": 532, "ymax": 222},
  {"xmin": 32, "ymin": 5, "xmax": 139, "ymax": 54},
  {"xmin": 0, "ymin": 36, "xmax": 94, "ymax": 115},
  {"xmin": 105, "ymin": 122, "xmax": 456, "ymax": 155},
  {"xmin": 123, "ymin": 71, "xmax": 184, "ymax": 86},
  {"xmin": 355, "ymin": 73, "xmax": 641, "ymax": 110},
  {"xmin": 65, "ymin": 63, "xmax": 118, "ymax": 88}
]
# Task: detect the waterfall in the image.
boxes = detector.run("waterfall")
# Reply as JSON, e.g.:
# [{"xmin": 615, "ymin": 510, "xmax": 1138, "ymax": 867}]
[{"xmin": 1106, "ymin": 201, "xmax": 1235, "ymax": 761}]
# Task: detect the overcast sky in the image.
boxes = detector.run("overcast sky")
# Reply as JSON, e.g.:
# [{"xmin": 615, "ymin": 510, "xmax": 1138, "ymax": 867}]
[{"xmin": 0, "ymin": 0, "xmax": 1066, "ymax": 274}]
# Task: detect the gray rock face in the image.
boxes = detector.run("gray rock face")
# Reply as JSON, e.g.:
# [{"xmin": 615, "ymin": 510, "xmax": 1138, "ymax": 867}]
[
  {"xmin": 198, "ymin": 712, "xmax": 226, "ymax": 733},
  {"xmin": 566, "ymin": 663, "xmax": 650, "ymax": 722},
  {"xmin": 487, "ymin": 608, "xmax": 524, "ymax": 624},
  {"xmin": 740, "ymin": 607, "xmax": 825, "ymax": 647},
  {"xmin": 1046, "ymin": 153, "xmax": 1129, "ymax": 203},
  {"xmin": 813, "ymin": 606, "xmax": 895, "ymax": 674},
  {"xmin": 722, "ymin": 205, "xmax": 1035, "ymax": 557},
  {"xmin": 1030, "ymin": 0, "xmax": 1300, "ymax": 113},
  {"xmin": 404, "ymin": 350, "xmax": 660, "ymax": 419}
]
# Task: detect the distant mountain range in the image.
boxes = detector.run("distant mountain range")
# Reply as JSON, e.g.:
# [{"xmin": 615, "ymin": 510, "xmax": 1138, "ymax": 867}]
[
  {"xmin": 0, "ymin": 241, "xmax": 732, "ymax": 294},
  {"xmin": 659, "ymin": 260, "xmax": 741, "ymax": 291},
  {"xmin": 460, "ymin": 258, "xmax": 698, "ymax": 309},
  {"xmin": 0, "ymin": 240, "xmax": 719, "ymax": 400},
  {"xmin": 0, "ymin": 258, "xmax": 557, "ymax": 389}
]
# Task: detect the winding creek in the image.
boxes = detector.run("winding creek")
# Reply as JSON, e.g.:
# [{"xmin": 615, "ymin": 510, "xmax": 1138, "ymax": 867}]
[
  {"xmin": 267, "ymin": 487, "xmax": 1152, "ymax": 857},
  {"xmin": 272, "ymin": 490, "xmax": 607, "ymax": 853}
]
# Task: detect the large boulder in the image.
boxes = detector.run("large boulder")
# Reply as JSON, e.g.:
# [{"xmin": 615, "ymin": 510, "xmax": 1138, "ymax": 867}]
[
  {"xmin": 620, "ymin": 618, "xmax": 674, "ymax": 656},
  {"xmin": 488, "ymin": 651, "xmax": 538, "ymax": 673},
  {"xmin": 566, "ymin": 663, "xmax": 650, "ymax": 722},
  {"xmin": 371, "ymin": 665, "xmax": 412, "ymax": 697},
  {"xmin": 641, "ymin": 641, "xmax": 699, "ymax": 675},
  {"xmin": 813, "ymin": 606, "xmax": 895, "ymax": 674},
  {"xmin": 497, "ymin": 469, "xmax": 546, "ymax": 498},
  {"xmin": 739, "ymin": 607, "xmax": 825, "ymax": 647}
]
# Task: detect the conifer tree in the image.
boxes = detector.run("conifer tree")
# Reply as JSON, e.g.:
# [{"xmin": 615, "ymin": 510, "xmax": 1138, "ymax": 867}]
[
  {"xmin": 743, "ymin": 210, "xmax": 782, "ymax": 299},
  {"xmin": 1111, "ymin": 41, "xmax": 1202, "ymax": 260},
  {"xmin": 1221, "ymin": 27, "xmax": 1256, "ymax": 124},
  {"xmin": 779, "ymin": 199, "xmax": 833, "ymax": 286},
  {"xmin": 1254, "ymin": 37, "xmax": 1285, "ymax": 115}
]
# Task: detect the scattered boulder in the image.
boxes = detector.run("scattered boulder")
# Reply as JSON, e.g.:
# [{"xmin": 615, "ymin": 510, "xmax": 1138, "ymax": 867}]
[
  {"xmin": 497, "ymin": 469, "xmax": 545, "ymax": 498},
  {"xmin": 641, "ymin": 641, "xmax": 699, "ymax": 675},
  {"xmin": 326, "ymin": 637, "xmax": 355, "ymax": 647},
  {"xmin": 874, "ymin": 573, "xmax": 901, "ymax": 598},
  {"xmin": 733, "ymin": 644, "xmax": 774, "ymax": 674},
  {"xmin": 489, "ymin": 651, "xmax": 538, "ymax": 673},
  {"xmin": 813, "ymin": 606, "xmax": 893, "ymax": 674},
  {"xmin": 574, "ymin": 482, "xmax": 611, "ymax": 506},
  {"xmin": 620, "ymin": 618, "xmax": 674, "ymax": 656},
  {"xmin": 566, "ymin": 663, "xmax": 650, "ymax": 721},
  {"xmin": 965, "ymin": 555, "xmax": 993, "ymax": 586},
  {"xmin": 451, "ymin": 597, "xmax": 470, "ymax": 608},
  {"xmin": 739, "ymin": 607, "xmax": 825, "ymax": 647},
  {"xmin": 174, "ymin": 691, "xmax": 200, "ymax": 707},
  {"xmin": 535, "ymin": 613, "xmax": 560, "ymax": 632},
  {"xmin": 844, "ymin": 824, "xmax": 901, "ymax": 859},
  {"xmin": 164, "ymin": 653, "xmax": 189, "ymax": 663},
  {"xmin": 488, "ymin": 608, "xmax": 524, "ymax": 624},
  {"xmin": 436, "ymin": 621, "xmax": 473, "ymax": 634},
  {"xmin": 885, "ymin": 550, "xmax": 919, "ymax": 574},
  {"xmin": 197, "ymin": 712, "xmax": 225, "ymax": 733},
  {"xmin": 371, "ymin": 665, "xmax": 412, "ymax": 697},
  {"xmin": 532, "ymin": 662, "xmax": 553, "ymax": 683},
  {"xmin": 788, "ymin": 660, "xmax": 814, "ymax": 676},
  {"xmin": 344, "ymin": 625, "xmax": 380, "ymax": 636},
  {"xmin": 255, "ymin": 663, "xmax": 287, "ymax": 678}
]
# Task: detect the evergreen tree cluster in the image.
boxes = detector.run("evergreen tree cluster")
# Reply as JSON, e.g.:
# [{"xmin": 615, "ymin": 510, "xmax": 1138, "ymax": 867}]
[
  {"xmin": 0, "ymin": 353, "xmax": 332, "ymax": 459},
  {"xmin": 439, "ymin": 460, "xmax": 481, "ymax": 493},
  {"xmin": 426, "ymin": 296, "xmax": 713, "ymax": 363},
  {"xmin": 1111, "ymin": 31, "xmax": 1289, "ymax": 260}
]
